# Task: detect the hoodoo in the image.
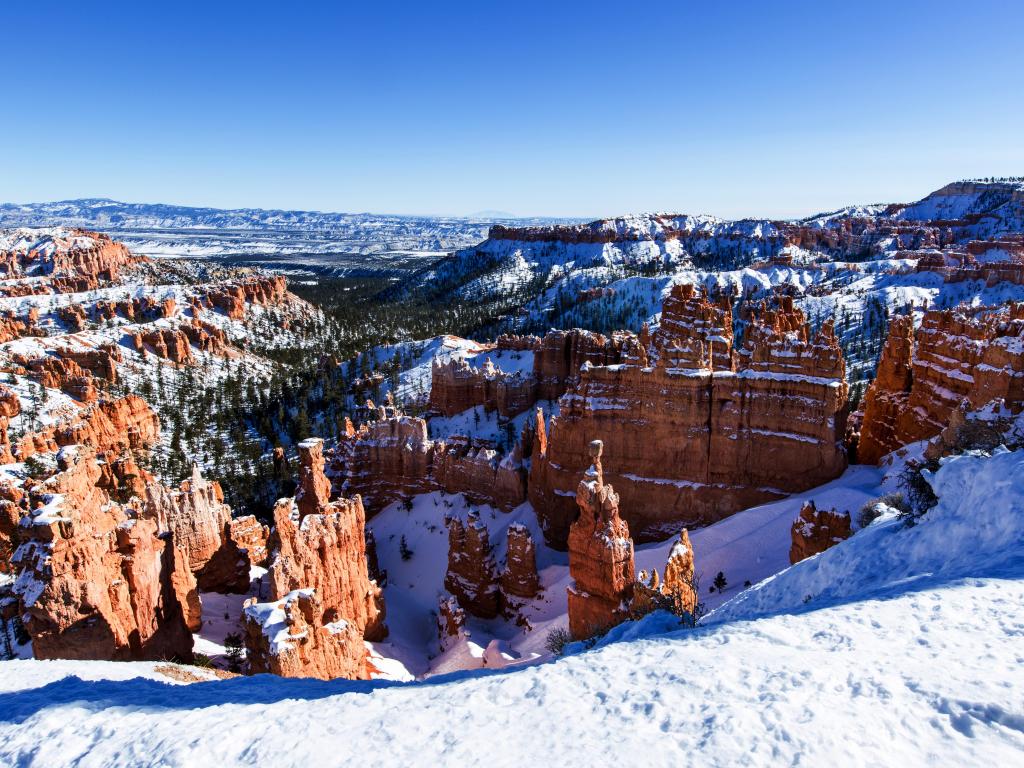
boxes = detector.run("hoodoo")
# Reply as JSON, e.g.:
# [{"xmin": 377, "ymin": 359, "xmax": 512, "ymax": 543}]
[
  {"xmin": 244, "ymin": 438, "xmax": 386, "ymax": 680},
  {"xmin": 567, "ymin": 440, "xmax": 636, "ymax": 640}
]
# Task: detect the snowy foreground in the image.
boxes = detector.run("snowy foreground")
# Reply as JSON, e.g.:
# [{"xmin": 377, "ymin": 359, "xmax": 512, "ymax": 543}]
[{"xmin": 2, "ymin": 450, "xmax": 1023, "ymax": 766}]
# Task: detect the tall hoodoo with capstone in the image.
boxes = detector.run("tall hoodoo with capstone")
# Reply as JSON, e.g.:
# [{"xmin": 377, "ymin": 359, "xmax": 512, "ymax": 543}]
[{"xmin": 567, "ymin": 440, "xmax": 635, "ymax": 640}]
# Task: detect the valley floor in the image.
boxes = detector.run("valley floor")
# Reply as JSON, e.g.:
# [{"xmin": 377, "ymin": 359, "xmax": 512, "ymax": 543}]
[{"xmin": 1, "ymin": 571, "xmax": 1021, "ymax": 766}]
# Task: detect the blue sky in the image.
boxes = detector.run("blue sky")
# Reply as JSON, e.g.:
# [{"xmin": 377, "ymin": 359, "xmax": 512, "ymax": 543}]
[{"xmin": 2, "ymin": 1, "xmax": 1022, "ymax": 219}]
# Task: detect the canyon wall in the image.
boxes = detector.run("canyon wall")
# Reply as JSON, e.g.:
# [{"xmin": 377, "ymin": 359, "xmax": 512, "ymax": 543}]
[
  {"xmin": 531, "ymin": 284, "xmax": 849, "ymax": 546},
  {"xmin": 12, "ymin": 447, "xmax": 196, "ymax": 661},
  {"xmin": 858, "ymin": 303, "xmax": 1024, "ymax": 463},
  {"xmin": 330, "ymin": 413, "xmax": 527, "ymax": 514}
]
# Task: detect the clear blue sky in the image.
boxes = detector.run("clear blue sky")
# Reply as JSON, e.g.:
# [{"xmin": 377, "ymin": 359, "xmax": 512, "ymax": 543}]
[{"xmin": 2, "ymin": 1, "xmax": 1022, "ymax": 219}]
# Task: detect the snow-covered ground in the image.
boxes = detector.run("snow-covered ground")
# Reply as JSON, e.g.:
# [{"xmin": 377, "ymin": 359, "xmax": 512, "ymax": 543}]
[{"xmin": 1, "ymin": 446, "xmax": 1021, "ymax": 765}]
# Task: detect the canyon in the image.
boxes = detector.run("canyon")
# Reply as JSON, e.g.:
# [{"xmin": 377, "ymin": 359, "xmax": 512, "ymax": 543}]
[{"xmin": 4, "ymin": 179, "xmax": 1024, "ymax": 686}]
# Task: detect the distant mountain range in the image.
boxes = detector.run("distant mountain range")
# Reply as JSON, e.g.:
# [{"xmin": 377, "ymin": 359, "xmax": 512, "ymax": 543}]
[{"xmin": 0, "ymin": 199, "xmax": 577, "ymax": 275}]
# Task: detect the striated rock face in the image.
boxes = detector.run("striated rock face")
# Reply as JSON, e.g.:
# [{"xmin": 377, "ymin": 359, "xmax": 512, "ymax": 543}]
[
  {"xmin": 429, "ymin": 329, "xmax": 630, "ymax": 420},
  {"xmin": 229, "ymin": 515, "xmax": 270, "ymax": 567},
  {"xmin": 244, "ymin": 442, "xmax": 386, "ymax": 680},
  {"xmin": 859, "ymin": 303, "xmax": 1024, "ymax": 463},
  {"xmin": 143, "ymin": 464, "xmax": 250, "ymax": 594},
  {"xmin": 789, "ymin": 501, "xmax": 852, "ymax": 564},
  {"xmin": 16, "ymin": 394, "xmax": 160, "ymax": 461},
  {"xmin": 500, "ymin": 523, "xmax": 540, "ymax": 599},
  {"xmin": 444, "ymin": 511, "xmax": 500, "ymax": 618},
  {"xmin": 244, "ymin": 588, "xmax": 370, "ymax": 680},
  {"xmin": 331, "ymin": 415, "xmax": 526, "ymax": 514},
  {"xmin": 567, "ymin": 441, "xmax": 635, "ymax": 640},
  {"xmin": 531, "ymin": 284, "xmax": 849, "ymax": 546},
  {"xmin": 12, "ymin": 447, "xmax": 195, "ymax": 661}
]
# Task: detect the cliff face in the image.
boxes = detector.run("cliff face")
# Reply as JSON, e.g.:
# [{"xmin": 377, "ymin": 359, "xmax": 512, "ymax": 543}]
[
  {"xmin": 531, "ymin": 284, "xmax": 849, "ymax": 546},
  {"xmin": 567, "ymin": 441, "xmax": 635, "ymax": 640},
  {"xmin": 244, "ymin": 439, "xmax": 386, "ymax": 680},
  {"xmin": 331, "ymin": 414, "xmax": 527, "ymax": 514},
  {"xmin": 11, "ymin": 447, "xmax": 196, "ymax": 662},
  {"xmin": 143, "ymin": 464, "xmax": 250, "ymax": 594},
  {"xmin": 859, "ymin": 303, "xmax": 1024, "ymax": 463},
  {"xmin": 428, "ymin": 329, "xmax": 631, "ymax": 420}
]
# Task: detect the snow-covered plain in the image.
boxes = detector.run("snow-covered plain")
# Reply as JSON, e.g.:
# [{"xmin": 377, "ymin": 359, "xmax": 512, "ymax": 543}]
[{"xmin": 1, "ymin": 447, "xmax": 1021, "ymax": 765}]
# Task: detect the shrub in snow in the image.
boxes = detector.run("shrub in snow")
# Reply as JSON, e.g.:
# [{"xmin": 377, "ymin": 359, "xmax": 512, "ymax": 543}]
[
  {"xmin": 544, "ymin": 627, "xmax": 572, "ymax": 657},
  {"xmin": 858, "ymin": 492, "xmax": 909, "ymax": 529},
  {"xmin": 897, "ymin": 461, "xmax": 939, "ymax": 525}
]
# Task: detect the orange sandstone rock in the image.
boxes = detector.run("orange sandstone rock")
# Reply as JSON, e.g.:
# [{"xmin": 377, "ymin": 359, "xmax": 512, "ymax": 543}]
[
  {"xmin": 789, "ymin": 501, "xmax": 852, "ymax": 564},
  {"xmin": 567, "ymin": 440, "xmax": 635, "ymax": 640}
]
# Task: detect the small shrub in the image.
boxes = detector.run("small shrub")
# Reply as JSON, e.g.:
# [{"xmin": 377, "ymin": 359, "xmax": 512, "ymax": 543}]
[
  {"xmin": 898, "ymin": 461, "xmax": 940, "ymax": 526},
  {"xmin": 192, "ymin": 653, "xmax": 214, "ymax": 668},
  {"xmin": 399, "ymin": 535, "xmax": 413, "ymax": 561},
  {"xmin": 224, "ymin": 633, "xmax": 244, "ymax": 673},
  {"xmin": 857, "ymin": 492, "xmax": 909, "ymax": 528},
  {"xmin": 544, "ymin": 627, "xmax": 572, "ymax": 656}
]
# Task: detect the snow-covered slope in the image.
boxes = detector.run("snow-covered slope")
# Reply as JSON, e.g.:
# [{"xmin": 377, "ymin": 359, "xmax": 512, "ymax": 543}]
[{"xmin": 2, "ymin": 447, "xmax": 1022, "ymax": 765}]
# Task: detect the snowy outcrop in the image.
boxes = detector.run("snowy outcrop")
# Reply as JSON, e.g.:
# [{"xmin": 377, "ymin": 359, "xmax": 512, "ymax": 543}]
[
  {"xmin": 244, "ymin": 446, "xmax": 386, "ymax": 680},
  {"xmin": 789, "ymin": 501, "xmax": 851, "ymax": 564}
]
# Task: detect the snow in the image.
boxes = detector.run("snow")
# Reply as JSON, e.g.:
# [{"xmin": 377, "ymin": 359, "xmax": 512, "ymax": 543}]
[{"xmin": 3, "ymin": 416, "xmax": 1024, "ymax": 766}]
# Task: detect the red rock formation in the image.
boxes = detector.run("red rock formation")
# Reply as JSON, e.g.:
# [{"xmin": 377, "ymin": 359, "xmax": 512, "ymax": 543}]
[
  {"xmin": 143, "ymin": 464, "xmax": 250, "ymax": 594},
  {"xmin": 12, "ymin": 446, "xmax": 195, "ymax": 661},
  {"xmin": 631, "ymin": 528, "xmax": 697, "ymax": 618},
  {"xmin": 243, "ymin": 447, "xmax": 385, "ymax": 679},
  {"xmin": 332, "ymin": 416, "xmax": 434, "ymax": 512},
  {"xmin": 531, "ymin": 285, "xmax": 849, "ymax": 546},
  {"xmin": 331, "ymin": 415, "xmax": 527, "ymax": 515},
  {"xmin": 18, "ymin": 354, "xmax": 99, "ymax": 402},
  {"xmin": 206, "ymin": 275, "xmax": 287, "ymax": 320},
  {"xmin": 134, "ymin": 327, "xmax": 194, "ymax": 364},
  {"xmin": 789, "ymin": 501, "xmax": 852, "ymax": 564},
  {"xmin": 58, "ymin": 303, "xmax": 88, "ymax": 331},
  {"xmin": 0, "ymin": 383, "xmax": 21, "ymax": 463},
  {"xmin": 437, "ymin": 594, "xmax": 468, "ymax": 651},
  {"xmin": 567, "ymin": 441, "xmax": 635, "ymax": 640},
  {"xmin": 500, "ymin": 523, "xmax": 540, "ymax": 599},
  {"xmin": 444, "ymin": 510, "xmax": 500, "ymax": 618},
  {"xmin": 295, "ymin": 439, "xmax": 333, "ymax": 519},
  {"xmin": 859, "ymin": 304, "xmax": 1024, "ymax": 463},
  {"xmin": 0, "ymin": 480, "xmax": 25, "ymax": 574},
  {"xmin": 244, "ymin": 588, "xmax": 371, "ymax": 680},
  {"xmin": 229, "ymin": 515, "xmax": 270, "ymax": 567},
  {"xmin": 16, "ymin": 394, "xmax": 160, "ymax": 461},
  {"xmin": 40, "ymin": 231, "xmax": 136, "ymax": 281},
  {"xmin": 432, "ymin": 436, "xmax": 527, "ymax": 512}
]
